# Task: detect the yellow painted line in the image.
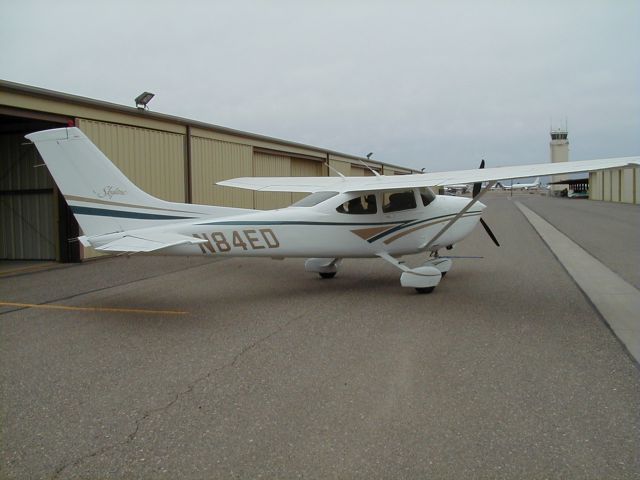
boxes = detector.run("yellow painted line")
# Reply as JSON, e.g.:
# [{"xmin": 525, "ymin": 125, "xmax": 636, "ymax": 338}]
[
  {"xmin": 0, "ymin": 302, "xmax": 188, "ymax": 315},
  {"xmin": 0, "ymin": 262, "xmax": 56, "ymax": 277}
]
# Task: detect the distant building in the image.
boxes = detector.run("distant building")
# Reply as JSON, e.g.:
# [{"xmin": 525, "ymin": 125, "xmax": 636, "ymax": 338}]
[
  {"xmin": 549, "ymin": 127, "xmax": 569, "ymax": 196},
  {"xmin": 547, "ymin": 124, "xmax": 638, "ymax": 204},
  {"xmin": 589, "ymin": 164, "xmax": 639, "ymax": 204}
]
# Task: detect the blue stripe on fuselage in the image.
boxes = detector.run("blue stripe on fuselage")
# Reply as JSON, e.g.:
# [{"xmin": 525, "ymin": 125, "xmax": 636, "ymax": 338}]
[{"xmin": 71, "ymin": 206, "xmax": 196, "ymax": 220}]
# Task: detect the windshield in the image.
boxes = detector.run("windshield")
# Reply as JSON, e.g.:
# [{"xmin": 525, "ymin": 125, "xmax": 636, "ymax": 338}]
[
  {"xmin": 419, "ymin": 187, "xmax": 436, "ymax": 206},
  {"xmin": 290, "ymin": 191, "xmax": 339, "ymax": 207}
]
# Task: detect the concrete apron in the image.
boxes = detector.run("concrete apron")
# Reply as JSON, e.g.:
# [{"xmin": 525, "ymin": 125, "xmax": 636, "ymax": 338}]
[{"xmin": 516, "ymin": 201, "xmax": 640, "ymax": 364}]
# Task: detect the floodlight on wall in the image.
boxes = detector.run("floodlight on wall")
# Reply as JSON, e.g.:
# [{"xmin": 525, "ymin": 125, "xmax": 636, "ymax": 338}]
[{"xmin": 135, "ymin": 92, "xmax": 155, "ymax": 109}]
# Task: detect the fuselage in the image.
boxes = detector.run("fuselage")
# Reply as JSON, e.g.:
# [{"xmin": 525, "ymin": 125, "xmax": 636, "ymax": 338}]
[{"xmin": 88, "ymin": 189, "xmax": 485, "ymax": 259}]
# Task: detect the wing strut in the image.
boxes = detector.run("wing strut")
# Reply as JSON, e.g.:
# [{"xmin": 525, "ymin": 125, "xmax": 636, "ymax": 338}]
[{"xmin": 424, "ymin": 181, "xmax": 496, "ymax": 250}]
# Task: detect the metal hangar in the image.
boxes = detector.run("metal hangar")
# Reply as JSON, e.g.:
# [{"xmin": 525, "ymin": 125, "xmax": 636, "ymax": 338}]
[{"xmin": 0, "ymin": 80, "xmax": 413, "ymax": 262}]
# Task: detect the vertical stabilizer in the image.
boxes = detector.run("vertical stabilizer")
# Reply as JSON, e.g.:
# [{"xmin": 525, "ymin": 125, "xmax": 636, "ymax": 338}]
[{"xmin": 26, "ymin": 127, "xmax": 252, "ymax": 236}]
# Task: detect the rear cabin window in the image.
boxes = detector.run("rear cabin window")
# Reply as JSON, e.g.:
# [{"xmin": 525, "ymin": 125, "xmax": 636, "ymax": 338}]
[
  {"xmin": 336, "ymin": 193, "xmax": 377, "ymax": 214},
  {"xmin": 382, "ymin": 190, "xmax": 417, "ymax": 213}
]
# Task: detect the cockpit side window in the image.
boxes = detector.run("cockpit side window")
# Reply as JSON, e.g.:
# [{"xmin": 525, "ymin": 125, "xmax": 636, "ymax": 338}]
[
  {"xmin": 419, "ymin": 187, "xmax": 436, "ymax": 206},
  {"xmin": 382, "ymin": 190, "xmax": 417, "ymax": 213},
  {"xmin": 336, "ymin": 193, "xmax": 377, "ymax": 214}
]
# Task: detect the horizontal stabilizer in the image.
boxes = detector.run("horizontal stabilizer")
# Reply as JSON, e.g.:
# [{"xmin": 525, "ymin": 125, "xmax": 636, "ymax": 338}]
[{"xmin": 95, "ymin": 233, "xmax": 206, "ymax": 253}]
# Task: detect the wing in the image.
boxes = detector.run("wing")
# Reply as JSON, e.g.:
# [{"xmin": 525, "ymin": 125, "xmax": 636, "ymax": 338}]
[
  {"xmin": 93, "ymin": 232, "xmax": 206, "ymax": 253},
  {"xmin": 217, "ymin": 156, "xmax": 639, "ymax": 193}
]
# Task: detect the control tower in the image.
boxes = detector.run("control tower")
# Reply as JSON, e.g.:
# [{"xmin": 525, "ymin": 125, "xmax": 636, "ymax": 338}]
[{"xmin": 549, "ymin": 126, "xmax": 569, "ymax": 195}]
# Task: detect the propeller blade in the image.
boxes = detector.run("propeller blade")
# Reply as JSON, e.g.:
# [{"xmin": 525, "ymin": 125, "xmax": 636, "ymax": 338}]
[
  {"xmin": 480, "ymin": 218, "xmax": 500, "ymax": 247},
  {"xmin": 472, "ymin": 159, "xmax": 486, "ymax": 198},
  {"xmin": 472, "ymin": 182, "xmax": 481, "ymax": 198}
]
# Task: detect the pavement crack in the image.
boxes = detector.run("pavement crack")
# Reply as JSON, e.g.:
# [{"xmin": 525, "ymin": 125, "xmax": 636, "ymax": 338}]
[
  {"xmin": 49, "ymin": 314, "xmax": 300, "ymax": 479},
  {"xmin": 50, "ymin": 421, "xmax": 139, "ymax": 480}
]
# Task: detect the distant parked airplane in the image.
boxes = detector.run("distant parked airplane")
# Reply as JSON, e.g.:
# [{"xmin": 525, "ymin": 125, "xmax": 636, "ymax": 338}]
[
  {"xmin": 504, "ymin": 177, "xmax": 540, "ymax": 190},
  {"xmin": 444, "ymin": 184, "xmax": 470, "ymax": 195}
]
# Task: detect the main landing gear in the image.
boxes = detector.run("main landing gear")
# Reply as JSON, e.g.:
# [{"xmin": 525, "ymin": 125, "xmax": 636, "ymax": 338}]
[
  {"xmin": 305, "ymin": 258, "xmax": 342, "ymax": 279},
  {"xmin": 305, "ymin": 253, "xmax": 452, "ymax": 294}
]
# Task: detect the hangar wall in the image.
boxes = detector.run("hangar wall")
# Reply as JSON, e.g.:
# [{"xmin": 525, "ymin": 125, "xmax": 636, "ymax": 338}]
[
  {"xmin": 77, "ymin": 119, "xmax": 186, "ymax": 203},
  {"xmin": 190, "ymin": 136, "xmax": 253, "ymax": 208},
  {"xmin": 1, "ymin": 80, "xmax": 415, "ymax": 262},
  {"xmin": 589, "ymin": 167, "xmax": 639, "ymax": 204}
]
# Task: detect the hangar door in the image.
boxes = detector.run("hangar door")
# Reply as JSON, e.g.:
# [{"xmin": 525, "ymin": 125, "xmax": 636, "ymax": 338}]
[
  {"xmin": 0, "ymin": 133, "xmax": 55, "ymax": 259},
  {"xmin": 77, "ymin": 119, "xmax": 187, "ymax": 203},
  {"xmin": 0, "ymin": 115, "xmax": 78, "ymax": 261},
  {"xmin": 253, "ymin": 150, "xmax": 324, "ymax": 209}
]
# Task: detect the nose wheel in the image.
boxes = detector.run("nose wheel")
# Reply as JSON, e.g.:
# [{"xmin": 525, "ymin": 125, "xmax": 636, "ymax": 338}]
[
  {"xmin": 377, "ymin": 252, "xmax": 452, "ymax": 294},
  {"xmin": 319, "ymin": 272, "xmax": 337, "ymax": 279},
  {"xmin": 415, "ymin": 286, "xmax": 435, "ymax": 294}
]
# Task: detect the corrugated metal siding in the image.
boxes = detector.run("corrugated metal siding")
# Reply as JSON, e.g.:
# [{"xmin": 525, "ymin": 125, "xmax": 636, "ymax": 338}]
[
  {"xmin": 350, "ymin": 166, "xmax": 365, "ymax": 176},
  {"xmin": 635, "ymin": 168, "xmax": 640, "ymax": 204},
  {"xmin": 291, "ymin": 158, "xmax": 323, "ymax": 203},
  {"xmin": 77, "ymin": 119, "xmax": 185, "ymax": 202},
  {"xmin": 328, "ymin": 158, "xmax": 351, "ymax": 177},
  {"xmin": 0, "ymin": 193, "xmax": 55, "ymax": 259},
  {"xmin": 191, "ymin": 136, "xmax": 253, "ymax": 208},
  {"xmin": 0, "ymin": 134, "xmax": 56, "ymax": 259},
  {"xmin": 621, "ymin": 168, "xmax": 634, "ymax": 204},
  {"xmin": 611, "ymin": 169, "xmax": 620, "ymax": 202},
  {"xmin": 603, "ymin": 170, "xmax": 611, "ymax": 201},
  {"xmin": 253, "ymin": 152, "xmax": 291, "ymax": 209},
  {"xmin": 0, "ymin": 134, "xmax": 53, "ymax": 191},
  {"xmin": 291, "ymin": 158, "xmax": 323, "ymax": 177},
  {"xmin": 589, "ymin": 171, "xmax": 602, "ymax": 200}
]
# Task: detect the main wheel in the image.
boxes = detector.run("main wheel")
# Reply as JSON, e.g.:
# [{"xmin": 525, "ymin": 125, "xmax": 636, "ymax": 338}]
[
  {"xmin": 415, "ymin": 286, "xmax": 435, "ymax": 294},
  {"xmin": 319, "ymin": 272, "xmax": 336, "ymax": 279}
]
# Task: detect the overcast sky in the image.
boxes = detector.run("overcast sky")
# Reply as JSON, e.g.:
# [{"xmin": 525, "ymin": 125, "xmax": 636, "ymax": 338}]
[{"xmin": 1, "ymin": 0, "xmax": 639, "ymax": 171}]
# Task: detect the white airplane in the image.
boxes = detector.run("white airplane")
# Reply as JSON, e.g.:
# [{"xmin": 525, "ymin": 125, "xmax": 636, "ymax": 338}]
[
  {"xmin": 26, "ymin": 128, "xmax": 639, "ymax": 294},
  {"xmin": 504, "ymin": 177, "xmax": 541, "ymax": 190},
  {"xmin": 444, "ymin": 184, "xmax": 470, "ymax": 195}
]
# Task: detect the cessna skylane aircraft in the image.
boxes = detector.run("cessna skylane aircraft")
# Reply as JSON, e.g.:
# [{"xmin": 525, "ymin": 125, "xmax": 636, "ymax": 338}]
[{"xmin": 26, "ymin": 128, "xmax": 639, "ymax": 293}]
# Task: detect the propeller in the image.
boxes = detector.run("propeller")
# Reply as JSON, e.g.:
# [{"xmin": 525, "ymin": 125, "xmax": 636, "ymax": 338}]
[
  {"xmin": 472, "ymin": 159, "xmax": 485, "ymax": 198},
  {"xmin": 473, "ymin": 159, "xmax": 500, "ymax": 247},
  {"xmin": 479, "ymin": 218, "xmax": 500, "ymax": 247}
]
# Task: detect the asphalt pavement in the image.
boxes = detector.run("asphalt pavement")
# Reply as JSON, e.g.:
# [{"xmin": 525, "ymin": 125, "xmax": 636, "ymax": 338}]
[
  {"xmin": 517, "ymin": 194, "xmax": 640, "ymax": 289},
  {"xmin": 1, "ymin": 194, "xmax": 639, "ymax": 479}
]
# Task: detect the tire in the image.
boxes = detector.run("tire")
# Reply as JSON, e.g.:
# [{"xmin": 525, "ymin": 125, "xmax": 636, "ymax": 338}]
[
  {"xmin": 319, "ymin": 272, "xmax": 336, "ymax": 279},
  {"xmin": 415, "ymin": 286, "xmax": 435, "ymax": 294}
]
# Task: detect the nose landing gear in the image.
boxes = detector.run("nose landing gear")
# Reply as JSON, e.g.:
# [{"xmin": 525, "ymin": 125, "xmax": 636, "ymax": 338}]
[{"xmin": 377, "ymin": 251, "xmax": 452, "ymax": 294}]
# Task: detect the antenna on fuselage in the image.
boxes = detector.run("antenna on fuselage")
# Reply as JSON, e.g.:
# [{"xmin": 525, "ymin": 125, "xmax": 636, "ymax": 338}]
[
  {"xmin": 360, "ymin": 152, "xmax": 381, "ymax": 177},
  {"xmin": 324, "ymin": 161, "xmax": 346, "ymax": 178}
]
